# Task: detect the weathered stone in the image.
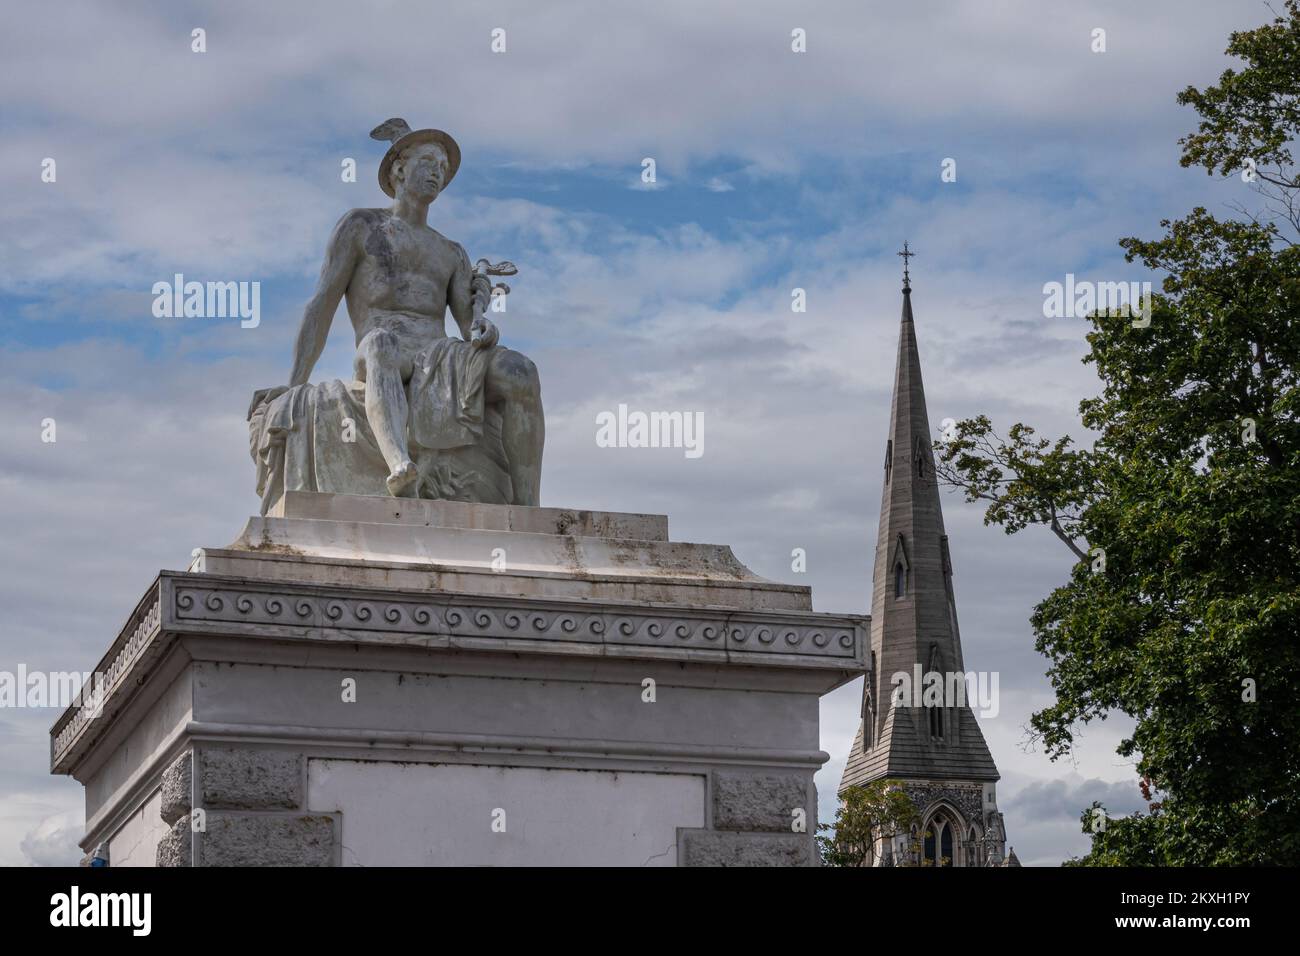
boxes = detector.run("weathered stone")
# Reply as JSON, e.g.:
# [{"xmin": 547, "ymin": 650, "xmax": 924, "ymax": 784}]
[
  {"xmin": 159, "ymin": 750, "xmax": 191, "ymax": 825},
  {"xmin": 905, "ymin": 783, "xmax": 984, "ymax": 823},
  {"xmin": 201, "ymin": 748, "xmax": 302, "ymax": 810},
  {"xmin": 269, "ymin": 491, "xmax": 669, "ymax": 541},
  {"xmin": 712, "ymin": 771, "xmax": 809, "ymax": 832},
  {"xmin": 199, "ymin": 813, "xmax": 335, "ymax": 867},
  {"xmin": 678, "ymin": 829, "xmax": 813, "ymax": 867},
  {"xmin": 155, "ymin": 818, "xmax": 191, "ymax": 867},
  {"xmin": 247, "ymin": 119, "xmax": 543, "ymax": 513}
]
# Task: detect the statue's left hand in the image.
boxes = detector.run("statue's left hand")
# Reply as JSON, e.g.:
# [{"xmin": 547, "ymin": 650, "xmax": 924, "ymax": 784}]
[
  {"xmin": 470, "ymin": 314, "xmax": 500, "ymax": 349},
  {"xmin": 247, "ymin": 385, "xmax": 289, "ymax": 421}
]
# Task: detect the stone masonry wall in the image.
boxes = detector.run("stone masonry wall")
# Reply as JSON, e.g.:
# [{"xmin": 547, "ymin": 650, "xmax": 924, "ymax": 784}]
[
  {"xmin": 155, "ymin": 747, "xmax": 337, "ymax": 867},
  {"xmin": 152, "ymin": 752, "xmax": 816, "ymax": 866},
  {"xmin": 677, "ymin": 770, "xmax": 817, "ymax": 866}
]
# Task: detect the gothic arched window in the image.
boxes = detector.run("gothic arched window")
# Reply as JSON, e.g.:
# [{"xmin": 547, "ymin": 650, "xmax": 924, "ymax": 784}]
[
  {"xmin": 895, "ymin": 562, "xmax": 906, "ymax": 597},
  {"xmin": 923, "ymin": 816, "xmax": 955, "ymax": 867}
]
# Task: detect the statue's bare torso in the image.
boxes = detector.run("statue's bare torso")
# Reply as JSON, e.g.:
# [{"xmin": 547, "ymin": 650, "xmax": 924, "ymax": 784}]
[{"xmin": 342, "ymin": 208, "xmax": 468, "ymax": 375}]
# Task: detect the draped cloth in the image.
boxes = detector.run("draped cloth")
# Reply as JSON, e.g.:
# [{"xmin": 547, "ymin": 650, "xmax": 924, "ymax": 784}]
[{"xmin": 248, "ymin": 338, "xmax": 512, "ymax": 514}]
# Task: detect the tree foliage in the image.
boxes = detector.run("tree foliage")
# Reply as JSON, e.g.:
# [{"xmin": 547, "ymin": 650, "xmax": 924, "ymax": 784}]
[
  {"xmin": 818, "ymin": 781, "xmax": 921, "ymax": 867},
  {"xmin": 937, "ymin": 3, "xmax": 1300, "ymax": 865}
]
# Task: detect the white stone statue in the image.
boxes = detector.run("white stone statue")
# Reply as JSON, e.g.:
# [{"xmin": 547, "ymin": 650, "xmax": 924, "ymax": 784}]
[{"xmin": 247, "ymin": 120, "xmax": 544, "ymax": 511}]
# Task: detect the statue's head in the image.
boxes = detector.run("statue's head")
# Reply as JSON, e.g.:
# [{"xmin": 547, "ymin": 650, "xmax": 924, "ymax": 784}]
[
  {"xmin": 391, "ymin": 142, "xmax": 450, "ymax": 203},
  {"xmin": 369, "ymin": 118, "xmax": 461, "ymax": 201}
]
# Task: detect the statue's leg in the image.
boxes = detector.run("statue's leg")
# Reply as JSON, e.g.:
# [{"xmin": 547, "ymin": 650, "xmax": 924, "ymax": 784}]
[
  {"xmin": 484, "ymin": 348, "xmax": 544, "ymax": 506},
  {"xmin": 357, "ymin": 328, "xmax": 418, "ymax": 496}
]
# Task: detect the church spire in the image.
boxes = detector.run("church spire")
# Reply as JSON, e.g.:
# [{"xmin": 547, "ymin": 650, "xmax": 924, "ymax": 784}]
[{"xmin": 840, "ymin": 253, "xmax": 1000, "ymax": 798}]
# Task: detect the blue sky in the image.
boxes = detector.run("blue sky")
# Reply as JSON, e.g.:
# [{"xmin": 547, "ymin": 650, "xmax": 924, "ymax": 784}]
[{"xmin": 0, "ymin": 0, "xmax": 1272, "ymax": 865}]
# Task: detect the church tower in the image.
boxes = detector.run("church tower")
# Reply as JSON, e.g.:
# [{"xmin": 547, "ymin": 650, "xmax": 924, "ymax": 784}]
[{"xmin": 838, "ymin": 247, "xmax": 1010, "ymax": 867}]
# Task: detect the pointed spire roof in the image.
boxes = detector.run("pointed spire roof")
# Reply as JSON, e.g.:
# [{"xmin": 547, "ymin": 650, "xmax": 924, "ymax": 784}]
[{"xmin": 840, "ymin": 254, "xmax": 999, "ymax": 792}]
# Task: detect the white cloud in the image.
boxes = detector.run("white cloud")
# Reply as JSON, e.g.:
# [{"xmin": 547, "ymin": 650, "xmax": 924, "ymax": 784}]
[{"xmin": 19, "ymin": 809, "xmax": 84, "ymax": 867}]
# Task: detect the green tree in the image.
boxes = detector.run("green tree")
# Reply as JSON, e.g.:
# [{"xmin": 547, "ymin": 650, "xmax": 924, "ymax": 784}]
[
  {"xmin": 818, "ymin": 781, "xmax": 921, "ymax": 867},
  {"xmin": 937, "ymin": 3, "xmax": 1300, "ymax": 865}
]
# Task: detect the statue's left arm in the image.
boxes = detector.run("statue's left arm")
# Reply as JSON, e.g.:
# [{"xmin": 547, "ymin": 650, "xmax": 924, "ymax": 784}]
[{"xmin": 448, "ymin": 242, "xmax": 498, "ymax": 349}]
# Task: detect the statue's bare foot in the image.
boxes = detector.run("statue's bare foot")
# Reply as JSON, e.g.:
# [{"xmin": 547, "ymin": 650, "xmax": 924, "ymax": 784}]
[{"xmin": 386, "ymin": 460, "xmax": 419, "ymax": 497}]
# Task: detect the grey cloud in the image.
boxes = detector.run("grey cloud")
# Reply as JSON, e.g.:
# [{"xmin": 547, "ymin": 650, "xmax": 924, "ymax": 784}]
[
  {"xmin": 1005, "ymin": 774, "xmax": 1151, "ymax": 825},
  {"xmin": 19, "ymin": 810, "xmax": 84, "ymax": 867}
]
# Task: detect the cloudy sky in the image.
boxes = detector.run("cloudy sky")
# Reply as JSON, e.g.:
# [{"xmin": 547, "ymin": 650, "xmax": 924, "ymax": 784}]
[{"xmin": 0, "ymin": 0, "xmax": 1267, "ymax": 865}]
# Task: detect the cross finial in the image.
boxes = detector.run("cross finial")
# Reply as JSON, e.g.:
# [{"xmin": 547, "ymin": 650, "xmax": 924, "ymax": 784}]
[{"xmin": 897, "ymin": 241, "xmax": 916, "ymax": 291}]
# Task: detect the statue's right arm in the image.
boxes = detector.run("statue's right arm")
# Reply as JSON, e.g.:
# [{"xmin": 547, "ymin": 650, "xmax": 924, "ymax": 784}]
[{"xmin": 288, "ymin": 212, "xmax": 366, "ymax": 387}]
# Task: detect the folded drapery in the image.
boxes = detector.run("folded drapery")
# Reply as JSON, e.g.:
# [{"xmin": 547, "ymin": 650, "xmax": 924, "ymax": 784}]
[{"xmin": 248, "ymin": 339, "xmax": 511, "ymax": 514}]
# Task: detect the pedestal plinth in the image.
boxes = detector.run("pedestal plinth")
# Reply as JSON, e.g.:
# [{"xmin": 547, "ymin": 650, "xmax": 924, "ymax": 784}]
[{"xmin": 51, "ymin": 493, "xmax": 867, "ymax": 866}]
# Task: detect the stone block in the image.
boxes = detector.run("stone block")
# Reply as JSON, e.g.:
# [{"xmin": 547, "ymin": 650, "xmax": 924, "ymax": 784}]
[
  {"xmin": 159, "ymin": 750, "xmax": 192, "ymax": 825},
  {"xmin": 269, "ymin": 490, "xmax": 670, "ymax": 541},
  {"xmin": 201, "ymin": 748, "xmax": 302, "ymax": 810},
  {"xmin": 156, "ymin": 817, "xmax": 192, "ymax": 868},
  {"xmin": 712, "ymin": 771, "xmax": 808, "ymax": 832},
  {"xmin": 678, "ymin": 829, "xmax": 813, "ymax": 867},
  {"xmin": 199, "ymin": 813, "xmax": 335, "ymax": 867}
]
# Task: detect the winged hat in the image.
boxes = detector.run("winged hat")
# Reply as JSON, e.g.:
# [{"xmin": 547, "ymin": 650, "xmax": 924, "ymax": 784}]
[{"xmin": 369, "ymin": 118, "xmax": 461, "ymax": 198}]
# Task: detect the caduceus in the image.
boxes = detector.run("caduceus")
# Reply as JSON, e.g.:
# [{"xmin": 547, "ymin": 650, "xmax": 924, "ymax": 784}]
[{"xmin": 469, "ymin": 258, "xmax": 517, "ymax": 347}]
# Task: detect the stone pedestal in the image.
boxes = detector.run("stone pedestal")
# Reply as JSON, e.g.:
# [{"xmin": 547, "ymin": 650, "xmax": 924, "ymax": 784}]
[{"xmin": 51, "ymin": 493, "xmax": 866, "ymax": 866}]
